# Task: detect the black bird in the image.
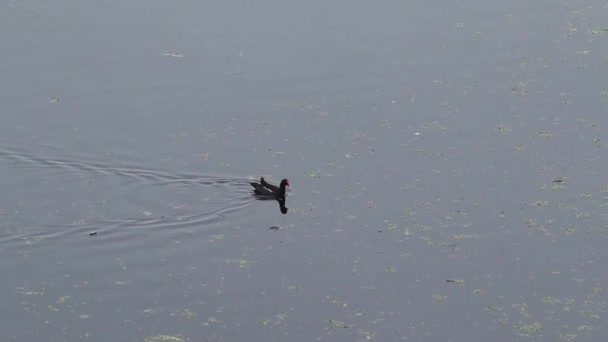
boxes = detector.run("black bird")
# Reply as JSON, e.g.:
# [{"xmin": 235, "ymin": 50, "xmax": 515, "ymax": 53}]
[
  {"xmin": 250, "ymin": 178, "xmax": 290, "ymax": 214},
  {"xmin": 250, "ymin": 178, "xmax": 290, "ymax": 199}
]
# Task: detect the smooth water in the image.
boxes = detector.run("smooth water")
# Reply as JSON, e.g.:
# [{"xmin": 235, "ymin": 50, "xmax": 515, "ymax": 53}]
[{"xmin": 1, "ymin": 0, "xmax": 607, "ymax": 341}]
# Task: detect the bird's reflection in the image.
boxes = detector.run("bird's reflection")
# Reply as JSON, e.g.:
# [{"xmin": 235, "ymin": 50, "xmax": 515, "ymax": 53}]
[
  {"xmin": 250, "ymin": 195, "xmax": 288, "ymax": 214},
  {"xmin": 277, "ymin": 197, "xmax": 288, "ymax": 214}
]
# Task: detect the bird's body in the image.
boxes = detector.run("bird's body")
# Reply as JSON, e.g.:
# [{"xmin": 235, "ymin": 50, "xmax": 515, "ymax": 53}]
[
  {"xmin": 260, "ymin": 177, "xmax": 280, "ymax": 193},
  {"xmin": 250, "ymin": 178, "xmax": 289, "ymax": 199}
]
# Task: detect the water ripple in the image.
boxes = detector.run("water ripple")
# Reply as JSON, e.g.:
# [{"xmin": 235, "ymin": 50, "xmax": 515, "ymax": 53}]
[{"xmin": 0, "ymin": 146, "xmax": 260, "ymax": 249}]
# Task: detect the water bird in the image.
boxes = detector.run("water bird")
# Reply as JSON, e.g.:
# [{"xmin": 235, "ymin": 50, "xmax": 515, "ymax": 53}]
[{"xmin": 250, "ymin": 177, "xmax": 290, "ymax": 199}]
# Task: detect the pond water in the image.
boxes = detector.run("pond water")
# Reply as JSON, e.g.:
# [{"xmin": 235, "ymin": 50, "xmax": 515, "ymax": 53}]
[{"xmin": 1, "ymin": 0, "xmax": 607, "ymax": 341}]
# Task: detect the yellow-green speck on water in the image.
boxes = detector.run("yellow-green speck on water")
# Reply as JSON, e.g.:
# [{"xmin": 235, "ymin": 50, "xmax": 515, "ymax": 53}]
[
  {"xmin": 306, "ymin": 170, "xmax": 320, "ymax": 178},
  {"xmin": 144, "ymin": 335, "xmax": 185, "ymax": 342},
  {"xmin": 446, "ymin": 279, "xmax": 464, "ymax": 286},
  {"xmin": 433, "ymin": 294, "xmax": 448, "ymax": 302},
  {"xmin": 537, "ymin": 130, "xmax": 552, "ymax": 138},
  {"xmin": 515, "ymin": 322, "xmax": 542, "ymax": 335},
  {"xmin": 327, "ymin": 319, "xmax": 350, "ymax": 329},
  {"xmin": 496, "ymin": 124, "xmax": 512, "ymax": 134}
]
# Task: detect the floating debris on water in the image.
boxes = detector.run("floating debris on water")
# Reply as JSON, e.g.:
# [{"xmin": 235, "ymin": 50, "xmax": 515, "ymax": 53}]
[{"xmin": 161, "ymin": 51, "xmax": 183, "ymax": 58}]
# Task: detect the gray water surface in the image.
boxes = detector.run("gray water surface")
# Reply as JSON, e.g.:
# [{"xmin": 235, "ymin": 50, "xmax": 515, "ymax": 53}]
[{"xmin": 1, "ymin": 0, "xmax": 607, "ymax": 341}]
